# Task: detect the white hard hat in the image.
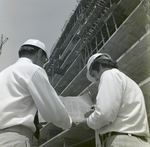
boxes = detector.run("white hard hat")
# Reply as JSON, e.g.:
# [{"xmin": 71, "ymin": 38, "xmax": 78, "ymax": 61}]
[
  {"xmin": 22, "ymin": 39, "xmax": 48, "ymax": 58},
  {"xmin": 86, "ymin": 53, "xmax": 112, "ymax": 82}
]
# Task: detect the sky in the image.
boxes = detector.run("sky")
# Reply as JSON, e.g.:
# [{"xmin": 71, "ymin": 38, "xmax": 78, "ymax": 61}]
[{"xmin": 0, "ymin": 0, "xmax": 78, "ymax": 71}]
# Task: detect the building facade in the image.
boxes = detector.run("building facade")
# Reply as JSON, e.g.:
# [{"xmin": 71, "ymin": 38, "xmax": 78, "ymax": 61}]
[{"xmin": 37, "ymin": 0, "xmax": 150, "ymax": 146}]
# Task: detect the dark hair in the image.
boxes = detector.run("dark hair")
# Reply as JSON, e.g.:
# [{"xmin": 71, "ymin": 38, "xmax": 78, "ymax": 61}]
[
  {"xmin": 91, "ymin": 59, "xmax": 118, "ymax": 72},
  {"xmin": 18, "ymin": 45, "xmax": 46, "ymax": 58}
]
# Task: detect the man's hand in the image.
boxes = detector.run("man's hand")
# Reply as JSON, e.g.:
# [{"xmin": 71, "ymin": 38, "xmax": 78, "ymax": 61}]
[
  {"xmin": 84, "ymin": 109, "xmax": 94, "ymax": 118},
  {"xmin": 84, "ymin": 105, "xmax": 95, "ymax": 118}
]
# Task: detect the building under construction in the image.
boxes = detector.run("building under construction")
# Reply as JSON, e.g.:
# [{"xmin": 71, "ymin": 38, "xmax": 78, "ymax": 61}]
[{"xmin": 35, "ymin": 0, "xmax": 150, "ymax": 146}]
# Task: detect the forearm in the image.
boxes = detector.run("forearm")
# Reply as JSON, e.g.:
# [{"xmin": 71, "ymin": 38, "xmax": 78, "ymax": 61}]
[{"xmin": 27, "ymin": 68, "xmax": 72, "ymax": 129}]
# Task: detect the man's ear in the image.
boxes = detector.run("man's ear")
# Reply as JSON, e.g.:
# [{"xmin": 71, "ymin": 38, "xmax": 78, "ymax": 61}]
[{"xmin": 37, "ymin": 49, "xmax": 43, "ymax": 57}]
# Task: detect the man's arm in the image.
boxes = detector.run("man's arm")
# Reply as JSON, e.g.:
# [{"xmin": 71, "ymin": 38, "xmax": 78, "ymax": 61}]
[
  {"xmin": 27, "ymin": 68, "xmax": 72, "ymax": 130},
  {"xmin": 87, "ymin": 70, "xmax": 123, "ymax": 130}
]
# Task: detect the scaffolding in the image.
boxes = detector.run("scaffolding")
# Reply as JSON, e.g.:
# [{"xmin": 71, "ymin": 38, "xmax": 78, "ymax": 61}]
[{"xmin": 45, "ymin": 0, "xmax": 128, "ymax": 89}]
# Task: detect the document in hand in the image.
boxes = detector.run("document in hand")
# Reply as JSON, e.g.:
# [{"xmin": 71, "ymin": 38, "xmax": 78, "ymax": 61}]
[{"xmin": 59, "ymin": 93, "xmax": 93, "ymax": 122}]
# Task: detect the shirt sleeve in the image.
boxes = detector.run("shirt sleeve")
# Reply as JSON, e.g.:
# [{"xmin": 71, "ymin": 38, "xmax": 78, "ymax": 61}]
[
  {"xmin": 87, "ymin": 70, "xmax": 123, "ymax": 130},
  {"xmin": 27, "ymin": 68, "xmax": 72, "ymax": 130}
]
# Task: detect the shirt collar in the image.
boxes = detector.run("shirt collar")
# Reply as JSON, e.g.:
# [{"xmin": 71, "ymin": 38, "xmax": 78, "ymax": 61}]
[{"xmin": 17, "ymin": 57, "xmax": 33, "ymax": 63}]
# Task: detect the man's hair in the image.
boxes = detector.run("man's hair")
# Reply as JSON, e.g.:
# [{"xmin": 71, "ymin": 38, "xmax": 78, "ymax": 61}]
[
  {"xmin": 18, "ymin": 45, "xmax": 46, "ymax": 58},
  {"xmin": 91, "ymin": 58, "xmax": 118, "ymax": 72}
]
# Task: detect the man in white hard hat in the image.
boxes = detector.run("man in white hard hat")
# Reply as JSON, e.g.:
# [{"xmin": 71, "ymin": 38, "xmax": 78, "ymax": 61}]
[
  {"xmin": 0, "ymin": 39, "xmax": 72, "ymax": 146},
  {"xmin": 79, "ymin": 53, "xmax": 150, "ymax": 147}
]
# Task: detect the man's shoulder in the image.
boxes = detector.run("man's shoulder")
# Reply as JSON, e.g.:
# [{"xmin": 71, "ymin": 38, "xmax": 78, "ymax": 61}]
[
  {"xmin": 24, "ymin": 64, "xmax": 44, "ymax": 75},
  {"xmin": 15, "ymin": 59, "xmax": 44, "ymax": 77},
  {"xmin": 103, "ymin": 68, "xmax": 119, "ymax": 75}
]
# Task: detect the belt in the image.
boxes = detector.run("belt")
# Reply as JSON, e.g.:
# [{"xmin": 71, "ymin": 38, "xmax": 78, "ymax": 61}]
[
  {"xmin": 100, "ymin": 132, "xmax": 147, "ymax": 142},
  {"xmin": 0, "ymin": 125, "xmax": 33, "ymax": 142}
]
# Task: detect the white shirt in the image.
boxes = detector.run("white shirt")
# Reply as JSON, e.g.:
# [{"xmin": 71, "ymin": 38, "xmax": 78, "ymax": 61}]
[
  {"xmin": 87, "ymin": 69, "xmax": 149, "ymax": 137},
  {"xmin": 0, "ymin": 58, "xmax": 72, "ymax": 132}
]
